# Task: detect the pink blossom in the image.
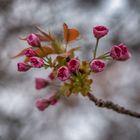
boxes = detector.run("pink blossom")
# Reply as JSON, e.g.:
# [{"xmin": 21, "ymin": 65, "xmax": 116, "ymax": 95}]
[
  {"xmin": 110, "ymin": 44, "xmax": 131, "ymax": 61},
  {"xmin": 27, "ymin": 33, "xmax": 40, "ymax": 47},
  {"xmin": 93, "ymin": 26, "xmax": 109, "ymax": 39},
  {"xmin": 57, "ymin": 66, "xmax": 71, "ymax": 81},
  {"xmin": 17, "ymin": 62, "xmax": 31, "ymax": 72},
  {"xmin": 50, "ymin": 98, "xmax": 58, "ymax": 105},
  {"xmin": 35, "ymin": 78, "xmax": 49, "ymax": 90},
  {"xmin": 48, "ymin": 71, "xmax": 55, "ymax": 80},
  {"xmin": 30, "ymin": 57, "xmax": 44, "ymax": 68},
  {"xmin": 67, "ymin": 58, "xmax": 80, "ymax": 72},
  {"xmin": 24, "ymin": 48, "xmax": 36, "ymax": 57},
  {"xmin": 90, "ymin": 59, "xmax": 106, "ymax": 73},
  {"xmin": 48, "ymin": 95, "xmax": 58, "ymax": 105},
  {"xmin": 36, "ymin": 98, "xmax": 50, "ymax": 111}
]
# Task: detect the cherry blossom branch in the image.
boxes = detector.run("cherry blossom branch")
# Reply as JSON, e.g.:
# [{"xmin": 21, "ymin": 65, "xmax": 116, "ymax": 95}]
[
  {"xmin": 87, "ymin": 92, "xmax": 140, "ymax": 118},
  {"xmin": 15, "ymin": 24, "xmax": 134, "ymax": 114}
]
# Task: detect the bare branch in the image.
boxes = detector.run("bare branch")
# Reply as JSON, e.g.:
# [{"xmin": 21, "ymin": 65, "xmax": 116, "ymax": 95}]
[{"xmin": 87, "ymin": 92, "xmax": 140, "ymax": 118}]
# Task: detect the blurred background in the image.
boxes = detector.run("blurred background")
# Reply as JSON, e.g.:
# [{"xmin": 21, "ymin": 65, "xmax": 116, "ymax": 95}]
[{"xmin": 0, "ymin": 0, "xmax": 140, "ymax": 140}]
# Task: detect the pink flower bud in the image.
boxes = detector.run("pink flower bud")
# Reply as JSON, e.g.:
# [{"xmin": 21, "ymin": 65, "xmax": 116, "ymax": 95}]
[
  {"xmin": 50, "ymin": 98, "xmax": 58, "ymax": 105},
  {"xmin": 30, "ymin": 57, "xmax": 44, "ymax": 68},
  {"xmin": 67, "ymin": 58, "xmax": 80, "ymax": 72},
  {"xmin": 48, "ymin": 95, "xmax": 58, "ymax": 105},
  {"xmin": 110, "ymin": 44, "xmax": 131, "ymax": 61},
  {"xmin": 57, "ymin": 66, "xmax": 71, "ymax": 81},
  {"xmin": 24, "ymin": 48, "xmax": 36, "ymax": 57},
  {"xmin": 35, "ymin": 78, "xmax": 49, "ymax": 90},
  {"xmin": 90, "ymin": 59, "xmax": 106, "ymax": 73},
  {"xmin": 27, "ymin": 33, "xmax": 40, "ymax": 47},
  {"xmin": 17, "ymin": 62, "xmax": 31, "ymax": 72},
  {"xmin": 36, "ymin": 98, "xmax": 50, "ymax": 111},
  {"xmin": 48, "ymin": 71, "xmax": 55, "ymax": 80},
  {"xmin": 93, "ymin": 26, "xmax": 109, "ymax": 39}
]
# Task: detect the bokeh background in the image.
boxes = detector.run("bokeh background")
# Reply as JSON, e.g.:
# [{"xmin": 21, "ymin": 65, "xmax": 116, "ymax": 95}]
[{"xmin": 0, "ymin": 0, "xmax": 140, "ymax": 140}]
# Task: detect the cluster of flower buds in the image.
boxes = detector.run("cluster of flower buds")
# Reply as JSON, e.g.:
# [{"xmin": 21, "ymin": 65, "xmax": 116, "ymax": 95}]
[
  {"xmin": 36, "ymin": 94, "xmax": 58, "ymax": 111},
  {"xmin": 57, "ymin": 58, "xmax": 80, "ymax": 81},
  {"xmin": 14, "ymin": 23, "xmax": 131, "ymax": 111},
  {"xmin": 17, "ymin": 34, "xmax": 45, "ymax": 72},
  {"xmin": 110, "ymin": 44, "xmax": 131, "ymax": 60}
]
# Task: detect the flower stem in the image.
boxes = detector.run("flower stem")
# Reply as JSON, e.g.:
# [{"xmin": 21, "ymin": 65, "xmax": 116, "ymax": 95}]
[
  {"xmin": 97, "ymin": 52, "xmax": 110, "ymax": 59},
  {"xmin": 93, "ymin": 38, "xmax": 99, "ymax": 59},
  {"xmin": 43, "ymin": 58, "xmax": 48, "ymax": 63},
  {"xmin": 65, "ymin": 43, "xmax": 68, "ymax": 52}
]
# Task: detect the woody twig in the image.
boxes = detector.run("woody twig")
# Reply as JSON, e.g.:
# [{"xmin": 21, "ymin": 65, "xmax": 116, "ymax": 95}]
[{"xmin": 87, "ymin": 92, "xmax": 140, "ymax": 118}]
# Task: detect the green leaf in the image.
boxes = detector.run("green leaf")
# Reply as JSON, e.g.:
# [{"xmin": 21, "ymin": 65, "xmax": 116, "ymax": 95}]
[
  {"xmin": 44, "ymin": 64, "xmax": 50, "ymax": 69},
  {"xmin": 59, "ymin": 84, "xmax": 70, "ymax": 96}
]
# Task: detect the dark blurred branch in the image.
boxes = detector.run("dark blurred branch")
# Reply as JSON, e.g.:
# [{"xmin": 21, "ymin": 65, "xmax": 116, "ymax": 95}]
[{"xmin": 87, "ymin": 92, "xmax": 140, "ymax": 118}]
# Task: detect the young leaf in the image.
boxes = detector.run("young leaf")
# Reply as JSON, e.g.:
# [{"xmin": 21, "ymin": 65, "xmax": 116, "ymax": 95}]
[
  {"xmin": 56, "ymin": 56, "xmax": 67, "ymax": 66},
  {"xmin": 68, "ymin": 47, "xmax": 80, "ymax": 54},
  {"xmin": 12, "ymin": 47, "xmax": 31, "ymax": 58},
  {"xmin": 63, "ymin": 23, "xmax": 80, "ymax": 43},
  {"xmin": 44, "ymin": 64, "xmax": 50, "ymax": 69},
  {"xmin": 51, "ymin": 41, "xmax": 64, "ymax": 54},
  {"xmin": 35, "ymin": 26, "xmax": 54, "ymax": 42},
  {"xmin": 35, "ymin": 34, "xmax": 51, "ymax": 42},
  {"xmin": 24, "ymin": 57, "xmax": 29, "ymax": 62},
  {"xmin": 56, "ymin": 47, "xmax": 81, "ymax": 58},
  {"xmin": 35, "ymin": 46, "xmax": 54, "ymax": 57}
]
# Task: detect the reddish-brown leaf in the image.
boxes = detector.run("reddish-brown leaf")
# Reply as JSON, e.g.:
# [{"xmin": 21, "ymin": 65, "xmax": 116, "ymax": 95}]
[
  {"xmin": 35, "ymin": 26, "xmax": 54, "ymax": 42},
  {"xmin": 63, "ymin": 23, "xmax": 80, "ymax": 43},
  {"xmin": 12, "ymin": 47, "xmax": 31, "ymax": 58},
  {"xmin": 57, "ymin": 47, "xmax": 80, "ymax": 58},
  {"xmin": 12, "ymin": 46, "xmax": 55, "ymax": 59},
  {"xmin": 35, "ymin": 46, "xmax": 55, "ymax": 57},
  {"xmin": 35, "ymin": 34, "xmax": 50, "ymax": 41}
]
